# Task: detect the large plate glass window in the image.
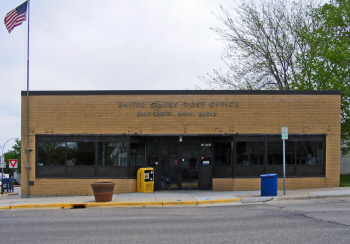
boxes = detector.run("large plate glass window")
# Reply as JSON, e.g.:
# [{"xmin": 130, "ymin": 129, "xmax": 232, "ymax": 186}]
[
  {"xmin": 214, "ymin": 143, "xmax": 232, "ymax": 166},
  {"xmin": 130, "ymin": 144, "xmax": 146, "ymax": 167},
  {"xmin": 267, "ymin": 141, "xmax": 295, "ymax": 165},
  {"xmin": 296, "ymin": 141, "xmax": 324, "ymax": 165},
  {"xmin": 37, "ymin": 141, "xmax": 65, "ymax": 166},
  {"xmin": 236, "ymin": 142, "xmax": 264, "ymax": 165},
  {"xmin": 36, "ymin": 135, "xmax": 128, "ymax": 178},
  {"xmin": 235, "ymin": 136, "xmax": 265, "ymax": 177},
  {"xmin": 66, "ymin": 141, "xmax": 95, "ymax": 166},
  {"xmin": 213, "ymin": 142, "xmax": 233, "ymax": 178},
  {"xmin": 98, "ymin": 142, "xmax": 127, "ymax": 166}
]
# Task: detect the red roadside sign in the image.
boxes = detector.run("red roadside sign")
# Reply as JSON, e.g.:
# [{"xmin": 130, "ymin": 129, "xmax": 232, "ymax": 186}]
[{"xmin": 9, "ymin": 159, "xmax": 18, "ymax": 168}]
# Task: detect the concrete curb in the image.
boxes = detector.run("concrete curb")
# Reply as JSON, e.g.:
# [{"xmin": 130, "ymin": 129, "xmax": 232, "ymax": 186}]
[
  {"xmin": 197, "ymin": 198, "xmax": 241, "ymax": 205},
  {"xmin": 274, "ymin": 194, "xmax": 350, "ymax": 201},
  {"xmin": 162, "ymin": 200, "xmax": 198, "ymax": 206},
  {"xmin": 0, "ymin": 206, "xmax": 11, "ymax": 210},
  {"xmin": 0, "ymin": 193, "xmax": 19, "ymax": 197},
  {"xmin": 241, "ymin": 197, "xmax": 274, "ymax": 204},
  {"xmin": 274, "ymin": 196, "xmax": 310, "ymax": 201},
  {"xmin": 2, "ymin": 194, "xmax": 350, "ymax": 210},
  {"xmin": 87, "ymin": 202, "xmax": 163, "ymax": 208},
  {"xmin": 309, "ymin": 194, "xmax": 350, "ymax": 199},
  {"xmin": 0, "ymin": 198, "xmax": 242, "ymax": 210},
  {"xmin": 10, "ymin": 203, "xmax": 75, "ymax": 210}
]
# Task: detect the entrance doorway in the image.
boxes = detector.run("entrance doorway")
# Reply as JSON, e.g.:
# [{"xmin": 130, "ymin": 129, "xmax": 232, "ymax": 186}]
[{"xmin": 160, "ymin": 143, "xmax": 199, "ymax": 189}]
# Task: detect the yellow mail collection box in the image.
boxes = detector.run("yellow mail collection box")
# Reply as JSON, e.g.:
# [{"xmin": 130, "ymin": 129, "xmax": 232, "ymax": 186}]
[{"xmin": 137, "ymin": 168, "xmax": 154, "ymax": 193}]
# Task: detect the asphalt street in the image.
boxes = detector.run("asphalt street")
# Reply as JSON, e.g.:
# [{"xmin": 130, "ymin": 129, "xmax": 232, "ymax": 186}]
[{"xmin": 0, "ymin": 197, "xmax": 349, "ymax": 243}]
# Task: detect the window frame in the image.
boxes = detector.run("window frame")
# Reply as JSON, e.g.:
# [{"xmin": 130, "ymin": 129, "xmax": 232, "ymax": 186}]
[
  {"xmin": 35, "ymin": 134, "xmax": 326, "ymax": 179},
  {"xmin": 36, "ymin": 135, "xmax": 128, "ymax": 179},
  {"xmin": 234, "ymin": 134, "xmax": 326, "ymax": 178}
]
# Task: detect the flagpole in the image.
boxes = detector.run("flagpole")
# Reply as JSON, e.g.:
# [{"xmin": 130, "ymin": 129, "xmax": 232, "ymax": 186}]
[{"xmin": 26, "ymin": 0, "xmax": 31, "ymax": 198}]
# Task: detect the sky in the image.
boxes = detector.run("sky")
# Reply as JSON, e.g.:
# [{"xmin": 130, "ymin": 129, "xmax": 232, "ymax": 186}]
[{"xmin": 0, "ymin": 0, "xmax": 236, "ymax": 152}]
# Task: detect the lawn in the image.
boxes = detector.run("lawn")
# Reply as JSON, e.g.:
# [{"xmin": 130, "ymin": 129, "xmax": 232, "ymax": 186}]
[{"xmin": 340, "ymin": 174, "xmax": 350, "ymax": 187}]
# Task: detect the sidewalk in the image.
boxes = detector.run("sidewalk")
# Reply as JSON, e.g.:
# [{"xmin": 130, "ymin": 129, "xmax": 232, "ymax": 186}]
[{"xmin": 1, "ymin": 187, "xmax": 350, "ymax": 210}]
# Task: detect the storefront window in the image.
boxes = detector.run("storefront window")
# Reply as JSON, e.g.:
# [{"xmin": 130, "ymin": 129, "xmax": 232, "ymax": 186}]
[
  {"xmin": 267, "ymin": 141, "xmax": 295, "ymax": 165},
  {"xmin": 98, "ymin": 142, "xmax": 127, "ymax": 166},
  {"xmin": 66, "ymin": 142, "xmax": 95, "ymax": 166},
  {"xmin": 214, "ymin": 143, "xmax": 232, "ymax": 166},
  {"xmin": 36, "ymin": 134, "xmax": 326, "ymax": 179},
  {"xmin": 296, "ymin": 141, "xmax": 324, "ymax": 165},
  {"xmin": 146, "ymin": 144, "xmax": 159, "ymax": 166},
  {"xmin": 37, "ymin": 142, "xmax": 65, "ymax": 166},
  {"xmin": 235, "ymin": 136, "xmax": 325, "ymax": 177},
  {"xmin": 130, "ymin": 144, "xmax": 146, "ymax": 166},
  {"xmin": 236, "ymin": 142, "xmax": 264, "ymax": 165}
]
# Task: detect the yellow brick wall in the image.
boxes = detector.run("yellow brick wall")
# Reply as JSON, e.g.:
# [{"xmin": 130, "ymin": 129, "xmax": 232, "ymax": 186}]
[
  {"xmin": 21, "ymin": 93, "xmax": 341, "ymax": 196},
  {"xmin": 214, "ymin": 177, "xmax": 331, "ymax": 191}
]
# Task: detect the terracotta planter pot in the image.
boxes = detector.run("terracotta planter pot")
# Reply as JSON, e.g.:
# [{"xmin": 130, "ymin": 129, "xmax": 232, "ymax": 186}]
[{"xmin": 90, "ymin": 182, "xmax": 115, "ymax": 202}]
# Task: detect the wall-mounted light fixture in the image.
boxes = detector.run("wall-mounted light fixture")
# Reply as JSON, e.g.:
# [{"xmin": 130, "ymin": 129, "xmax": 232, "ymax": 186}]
[{"xmin": 179, "ymin": 136, "xmax": 182, "ymax": 142}]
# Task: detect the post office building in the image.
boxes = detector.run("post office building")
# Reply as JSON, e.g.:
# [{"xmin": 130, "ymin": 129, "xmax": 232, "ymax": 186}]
[{"xmin": 21, "ymin": 90, "xmax": 341, "ymax": 196}]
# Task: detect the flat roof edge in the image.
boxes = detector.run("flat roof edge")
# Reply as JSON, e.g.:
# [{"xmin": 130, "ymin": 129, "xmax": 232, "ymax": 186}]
[{"xmin": 21, "ymin": 90, "xmax": 341, "ymax": 96}]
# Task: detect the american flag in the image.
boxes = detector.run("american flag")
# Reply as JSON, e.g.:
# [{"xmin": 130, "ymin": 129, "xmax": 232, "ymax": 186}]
[{"xmin": 4, "ymin": 1, "xmax": 28, "ymax": 33}]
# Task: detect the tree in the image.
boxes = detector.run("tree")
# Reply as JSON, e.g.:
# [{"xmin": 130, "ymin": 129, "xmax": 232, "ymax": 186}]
[
  {"xmin": 201, "ymin": 0, "xmax": 317, "ymax": 90},
  {"xmin": 296, "ymin": 0, "xmax": 350, "ymax": 146},
  {"xmin": 202, "ymin": 0, "xmax": 350, "ymax": 145},
  {"xmin": 3, "ymin": 139, "xmax": 21, "ymax": 175}
]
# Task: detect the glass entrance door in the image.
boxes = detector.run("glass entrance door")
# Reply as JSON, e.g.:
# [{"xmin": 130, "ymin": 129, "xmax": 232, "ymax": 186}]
[
  {"xmin": 160, "ymin": 144, "xmax": 198, "ymax": 189},
  {"xmin": 181, "ymin": 145, "xmax": 198, "ymax": 189},
  {"xmin": 160, "ymin": 145, "xmax": 179, "ymax": 189}
]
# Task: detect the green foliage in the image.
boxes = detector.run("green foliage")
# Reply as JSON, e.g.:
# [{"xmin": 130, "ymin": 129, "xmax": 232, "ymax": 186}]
[
  {"xmin": 340, "ymin": 174, "xmax": 350, "ymax": 187},
  {"xmin": 341, "ymin": 146, "xmax": 349, "ymax": 155},
  {"xmin": 3, "ymin": 139, "xmax": 21, "ymax": 174},
  {"xmin": 297, "ymin": 0, "xmax": 350, "ymax": 147},
  {"xmin": 204, "ymin": 0, "xmax": 350, "ymax": 145}
]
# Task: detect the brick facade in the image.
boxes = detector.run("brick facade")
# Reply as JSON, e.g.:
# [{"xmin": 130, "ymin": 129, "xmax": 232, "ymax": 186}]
[{"xmin": 21, "ymin": 91, "xmax": 341, "ymax": 196}]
